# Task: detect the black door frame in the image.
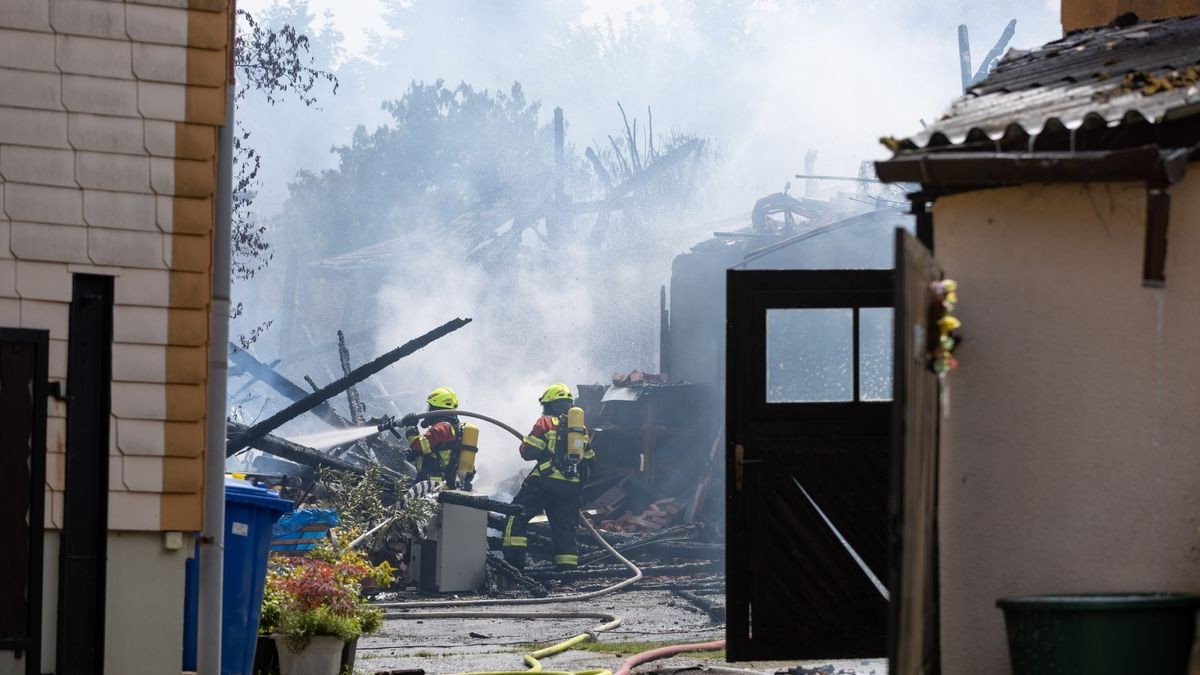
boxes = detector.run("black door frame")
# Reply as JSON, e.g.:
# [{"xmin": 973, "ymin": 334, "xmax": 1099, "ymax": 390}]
[
  {"xmin": 57, "ymin": 274, "xmax": 114, "ymax": 675},
  {"xmin": 0, "ymin": 328, "xmax": 49, "ymax": 675}
]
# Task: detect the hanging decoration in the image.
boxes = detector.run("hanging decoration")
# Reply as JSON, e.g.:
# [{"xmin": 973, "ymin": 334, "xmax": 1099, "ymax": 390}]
[{"xmin": 931, "ymin": 279, "xmax": 961, "ymax": 375}]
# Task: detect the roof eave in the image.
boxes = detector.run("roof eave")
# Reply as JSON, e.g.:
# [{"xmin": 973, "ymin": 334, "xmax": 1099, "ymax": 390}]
[{"xmin": 875, "ymin": 145, "xmax": 1195, "ymax": 192}]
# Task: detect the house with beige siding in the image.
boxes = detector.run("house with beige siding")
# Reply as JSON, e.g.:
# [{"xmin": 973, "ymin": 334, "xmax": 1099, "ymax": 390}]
[
  {"xmin": 876, "ymin": 0, "xmax": 1200, "ymax": 673},
  {"xmin": 0, "ymin": 1, "xmax": 232, "ymax": 674}
]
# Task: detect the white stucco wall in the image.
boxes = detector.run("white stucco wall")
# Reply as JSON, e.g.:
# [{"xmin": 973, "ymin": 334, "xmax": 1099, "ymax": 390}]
[
  {"xmin": 0, "ymin": 532, "xmax": 191, "ymax": 675},
  {"xmin": 932, "ymin": 170, "xmax": 1200, "ymax": 673},
  {"xmin": 104, "ymin": 532, "xmax": 193, "ymax": 675}
]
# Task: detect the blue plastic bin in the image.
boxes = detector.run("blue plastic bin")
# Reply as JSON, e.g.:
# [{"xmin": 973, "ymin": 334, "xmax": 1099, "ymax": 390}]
[
  {"xmin": 223, "ymin": 477, "xmax": 293, "ymax": 675},
  {"xmin": 181, "ymin": 477, "xmax": 292, "ymax": 674}
]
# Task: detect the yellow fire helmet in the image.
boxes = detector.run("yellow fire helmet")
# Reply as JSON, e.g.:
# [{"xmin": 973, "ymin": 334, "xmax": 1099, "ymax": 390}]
[
  {"xmin": 538, "ymin": 383, "xmax": 573, "ymax": 405},
  {"xmin": 426, "ymin": 386, "xmax": 459, "ymax": 410}
]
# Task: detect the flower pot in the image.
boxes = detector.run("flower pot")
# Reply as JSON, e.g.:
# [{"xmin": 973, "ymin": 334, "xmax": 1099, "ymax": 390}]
[
  {"xmin": 273, "ymin": 635, "xmax": 345, "ymax": 675},
  {"xmin": 997, "ymin": 593, "xmax": 1200, "ymax": 675},
  {"xmin": 253, "ymin": 635, "xmax": 280, "ymax": 675}
]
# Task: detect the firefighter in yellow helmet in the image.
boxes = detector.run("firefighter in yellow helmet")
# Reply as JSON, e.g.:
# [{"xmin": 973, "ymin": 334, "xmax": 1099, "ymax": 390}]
[
  {"xmin": 502, "ymin": 383, "xmax": 594, "ymax": 570},
  {"xmin": 400, "ymin": 387, "xmax": 473, "ymax": 487}
]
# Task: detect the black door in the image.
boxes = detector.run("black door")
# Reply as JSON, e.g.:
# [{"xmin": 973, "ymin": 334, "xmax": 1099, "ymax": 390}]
[
  {"xmin": 0, "ymin": 328, "xmax": 49, "ymax": 675},
  {"xmin": 726, "ymin": 268, "xmax": 895, "ymax": 660}
]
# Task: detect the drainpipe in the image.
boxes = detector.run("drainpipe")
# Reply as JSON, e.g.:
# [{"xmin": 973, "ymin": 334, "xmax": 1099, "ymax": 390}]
[{"xmin": 198, "ymin": 4, "xmax": 236, "ymax": 674}]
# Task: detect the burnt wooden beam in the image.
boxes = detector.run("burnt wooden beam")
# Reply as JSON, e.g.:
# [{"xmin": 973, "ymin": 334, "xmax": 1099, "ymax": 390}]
[
  {"xmin": 228, "ymin": 344, "xmax": 352, "ymax": 431},
  {"xmin": 438, "ymin": 491, "xmax": 524, "ymax": 517},
  {"xmin": 338, "ymin": 330, "xmax": 367, "ymax": 425},
  {"xmin": 672, "ymin": 588, "xmax": 726, "ymax": 623},
  {"xmin": 226, "ymin": 318, "xmax": 471, "ymax": 456},
  {"xmin": 585, "ymin": 147, "xmax": 614, "ymax": 191}
]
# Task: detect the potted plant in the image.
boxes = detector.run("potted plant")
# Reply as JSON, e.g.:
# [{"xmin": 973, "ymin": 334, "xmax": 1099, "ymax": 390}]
[{"xmin": 260, "ymin": 544, "xmax": 393, "ymax": 675}]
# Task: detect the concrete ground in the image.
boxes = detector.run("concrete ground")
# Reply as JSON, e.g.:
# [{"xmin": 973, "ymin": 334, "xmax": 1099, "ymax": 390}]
[{"xmin": 355, "ymin": 589, "xmax": 887, "ymax": 675}]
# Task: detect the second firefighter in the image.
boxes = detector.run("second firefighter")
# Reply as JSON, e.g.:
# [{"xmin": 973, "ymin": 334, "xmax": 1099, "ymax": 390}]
[{"xmin": 502, "ymin": 383, "xmax": 594, "ymax": 570}]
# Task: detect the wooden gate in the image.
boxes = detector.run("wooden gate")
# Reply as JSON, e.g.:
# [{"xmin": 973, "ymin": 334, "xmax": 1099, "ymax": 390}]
[
  {"xmin": 0, "ymin": 328, "xmax": 49, "ymax": 675},
  {"xmin": 726, "ymin": 268, "xmax": 895, "ymax": 660},
  {"xmin": 888, "ymin": 229, "xmax": 943, "ymax": 675},
  {"xmin": 725, "ymin": 230, "xmax": 943, "ymax": 666}
]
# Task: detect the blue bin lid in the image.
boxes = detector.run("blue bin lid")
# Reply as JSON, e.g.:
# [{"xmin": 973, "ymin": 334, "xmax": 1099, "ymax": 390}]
[{"xmin": 224, "ymin": 476, "xmax": 294, "ymax": 513}]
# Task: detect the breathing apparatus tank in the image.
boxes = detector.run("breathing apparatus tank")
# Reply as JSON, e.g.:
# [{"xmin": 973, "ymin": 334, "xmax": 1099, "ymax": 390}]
[
  {"xmin": 565, "ymin": 407, "xmax": 587, "ymax": 472},
  {"xmin": 456, "ymin": 423, "xmax": 479, "ymax": 488}
]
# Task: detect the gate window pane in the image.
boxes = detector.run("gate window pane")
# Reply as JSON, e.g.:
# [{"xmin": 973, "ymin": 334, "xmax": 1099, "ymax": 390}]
[
  {"xmin": 859, "ymin": 307, "xmax": 894, "ymax": 401},
  {"xmin": 766, "ymin": 308, "xmax": 852, "ymax": 402}
]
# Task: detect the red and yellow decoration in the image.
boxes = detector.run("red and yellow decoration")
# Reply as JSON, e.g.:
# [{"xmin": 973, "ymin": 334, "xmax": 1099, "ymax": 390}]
[{"xmin": 931, "ymin": 279, "xmax": 961, "ymax": 375}]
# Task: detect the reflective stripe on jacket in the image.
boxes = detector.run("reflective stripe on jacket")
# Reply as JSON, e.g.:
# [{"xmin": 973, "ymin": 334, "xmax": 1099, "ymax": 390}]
[{"xmin": 519, "ymin": 415, "xmax": 594, "ymax": 482}]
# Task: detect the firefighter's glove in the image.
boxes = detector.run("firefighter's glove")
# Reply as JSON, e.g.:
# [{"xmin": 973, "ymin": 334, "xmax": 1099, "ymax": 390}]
[{"xmin": 400, "ymin": 413, "xmax": 420, "ymax": 428}]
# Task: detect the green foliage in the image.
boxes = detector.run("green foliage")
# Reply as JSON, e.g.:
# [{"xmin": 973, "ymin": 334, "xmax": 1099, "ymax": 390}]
[
  {"xmin": 317, "ymin": 468, "xmax": 435, "ymax": 544},
  {"xmin": 317, "ymin": 464, "xmax": 395, "ymax": 532},
  {"xmin": 263, "ymin": 543, "xmax": 395, "ymax": 652},
  {"xmin": 278, "ymin": 606, "xmax": 360, "ymax": 653},
  {"xmin": 357, "ymin": 604, "xmax": 384, "ymax": 635},
  {"xmin": 260, "ymin": 575, "xmax": 284, "ymax": 635}
]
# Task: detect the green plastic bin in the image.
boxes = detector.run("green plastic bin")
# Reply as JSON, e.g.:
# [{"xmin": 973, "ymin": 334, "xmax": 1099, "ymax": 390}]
[{"xmin": 997, "ymin": 593, "xmax": 1200, "ymax": 675}]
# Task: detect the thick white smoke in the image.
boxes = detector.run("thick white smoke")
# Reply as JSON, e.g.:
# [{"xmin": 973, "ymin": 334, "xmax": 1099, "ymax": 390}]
[{"xmin": 372, "ymin": 227, "xmax": 602, "ymax": 492}]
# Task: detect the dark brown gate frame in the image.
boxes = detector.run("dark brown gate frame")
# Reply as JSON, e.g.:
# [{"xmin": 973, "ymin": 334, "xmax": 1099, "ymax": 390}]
[
  {"xmin": 726, "ymin": 268, "xmax": 895, "ymax": 661},
  {"xmin": 0, "ymin": 328, "xmax": 49, "ymax": 675},
  {"xmin": 887, "ymin": 230, "xmax": 944, "ymax": 675}
]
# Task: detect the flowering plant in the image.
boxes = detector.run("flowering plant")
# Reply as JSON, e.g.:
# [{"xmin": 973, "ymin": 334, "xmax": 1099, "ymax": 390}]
[
  {"xmin": 260, "ymin": 542, "xmax": 393, "ymax": 653},
  {"xmin": 930, "ymin": 279, "xmax": 961, "ymax": 375}
]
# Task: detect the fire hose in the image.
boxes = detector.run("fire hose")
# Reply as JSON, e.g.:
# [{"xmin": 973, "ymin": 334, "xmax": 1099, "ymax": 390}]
[
  {"xmin": 614, "ymin": 639, "xmax": 727, "ymax": 675},
  {"xmin": 372, "ymin": 409, "xmax": 645, "ymax": 675}
]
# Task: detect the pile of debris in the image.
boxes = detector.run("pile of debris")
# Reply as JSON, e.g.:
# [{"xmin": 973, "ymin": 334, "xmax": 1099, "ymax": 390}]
[{"xmin": 601, "ymin": 497, "xmax": 682, "ymax": 532}]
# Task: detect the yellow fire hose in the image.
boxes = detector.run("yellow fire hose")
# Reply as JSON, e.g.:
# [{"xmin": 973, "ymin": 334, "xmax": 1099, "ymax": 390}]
[{"xmin": 382, "ymin": 611, "xmax": 620, "ymax": 675}]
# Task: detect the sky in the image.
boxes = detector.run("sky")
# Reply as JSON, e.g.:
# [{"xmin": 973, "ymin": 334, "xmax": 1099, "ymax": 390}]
[{"xmin": 236, "ymin": 0, "xmax": 1064, "ymax": 219}]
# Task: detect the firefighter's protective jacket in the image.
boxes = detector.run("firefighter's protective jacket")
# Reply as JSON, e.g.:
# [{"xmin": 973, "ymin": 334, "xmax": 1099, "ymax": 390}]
[
  {"xmin": 519, "ymin": 414, "xmax": 594, "ymax": 482},
  {"xmin": 407, "ymin": 421, "xmax": 461, "ymax": 481}
]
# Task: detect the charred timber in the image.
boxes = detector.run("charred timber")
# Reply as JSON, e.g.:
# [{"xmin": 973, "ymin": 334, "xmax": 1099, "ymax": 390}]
[
  {"xmin": 438, "ymin": 491, "xmax": 524, "ymax": 517},
  {"xmin": 672, "ymin": 588, "xmax": 726, "ymax": 623},
  {"xmin": 528, "ymin": 560, "xmax": 720, "ymax": 580},
  {"xmin": 570, "ymin": 578, "xmax": 724, "ymax": 594},
  {"xmin": 579, "ymin": 525, "xmax": 695, "ymax": 566},
  {"xmin": 228, "ymin": 344, "xmax": 352, "ymax": 430},
  {"xmin": 226, "ymin": 318, "xmax": 471, "ymax": 455},
  {"xmin": 485, "ymin": 555, "xmax": 549, "ymax": 597}
]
